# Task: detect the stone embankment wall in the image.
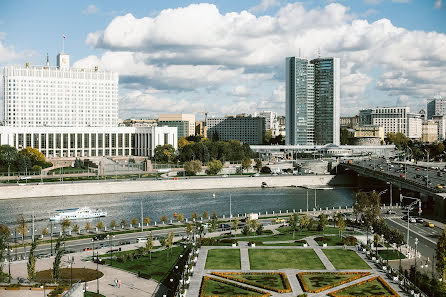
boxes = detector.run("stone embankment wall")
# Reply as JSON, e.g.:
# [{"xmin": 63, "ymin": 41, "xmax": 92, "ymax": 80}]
[{"xmin": 0, "ymin": 175, "xmax": 354, "ymax": 200}]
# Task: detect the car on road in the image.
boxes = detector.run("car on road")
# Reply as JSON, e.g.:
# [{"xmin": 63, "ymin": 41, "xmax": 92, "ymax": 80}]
[
  {"xmin": 400, "ymin": 174, "xmax": 405, "ymax": 178},
  {"xmin": 416, "ymin": 218, "xmax": 424, "ymax": 223},
  {"xmin": 437, "ymin": 172, "xmax": 443, "ymax": 177},
  {"xmin": 386, "ymin": 210, "xmax": 396, "ymax": 214},
  {"xmin": 415, "ymin": 168, "xmax": 420, "ymax": 171},
  {"xmin": 220, "ymin": 223, "xmax": 231, "ymax": 230},
  {"xmin": 222, "ymin": 174, "xmax": 228, "ymax": 178},
  {"xmin": 426, "ymin": 222, "xmax": 435, "ymax": 228},
  {"xmin": 401, "ymin": 215, "xmax": 408, "ymax": 221},
  {"xmin": 436, "ymin": 184, "xmax": 443, "ymax": 189},
  {"xmin": 409, "ymin": 217, "xmax": 417, "ymax": 223}
]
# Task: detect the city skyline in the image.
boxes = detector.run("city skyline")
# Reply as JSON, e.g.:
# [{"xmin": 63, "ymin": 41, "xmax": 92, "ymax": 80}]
[{"xmin": 0, "ymin": 1, "xmax": 445, "ymax": 120}]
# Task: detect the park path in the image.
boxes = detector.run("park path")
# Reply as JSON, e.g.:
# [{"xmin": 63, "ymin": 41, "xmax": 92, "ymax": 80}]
[
  {"xmin": 240, "ymin": 248, "xmax": 250, "ymax": 271},
  {"xmin": 187, "ymin": 248, "xmax": 208, "ymax": 297},
  {"xmin": 306, "ymin": 236, "xmax": 336, "ymax": 271}
]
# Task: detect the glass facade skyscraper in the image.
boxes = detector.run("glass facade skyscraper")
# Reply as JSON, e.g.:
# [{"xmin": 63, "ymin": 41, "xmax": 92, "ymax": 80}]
[{"xmin": 286, "ymin": 56, "xmax": 340, "ymax": 145}]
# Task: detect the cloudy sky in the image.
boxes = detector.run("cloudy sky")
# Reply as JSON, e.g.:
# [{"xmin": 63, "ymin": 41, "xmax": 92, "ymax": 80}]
[{"xmin": 1, "ymin": 0, "xmax": 445, "ymax": 120}]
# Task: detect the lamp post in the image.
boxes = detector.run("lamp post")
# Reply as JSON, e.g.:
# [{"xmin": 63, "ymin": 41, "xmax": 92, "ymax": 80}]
[
  {"xmin": 108, "ymin": 234, "xmax": 115, "ymax": 266},
  {"xmin": 414, "ymin": 237, "xmax": 418, "ymax": 286},
  {"xmin": 50, "ymin": 221, "xmax": 53, "ymax": 256},
  {"xmin": 386, "ymin": 182, "xmax": 393, "ymax": 206},
  {"xmin": 400, "ymin": 194, "xmax": 421, "ymax": 248},
  {"xmin": 67, "ymin": 255, "xmax": 75, "ymax": 287},
  {"xmin": 91, "ymin": 239, "xmax": 99, "ymax": 295}
]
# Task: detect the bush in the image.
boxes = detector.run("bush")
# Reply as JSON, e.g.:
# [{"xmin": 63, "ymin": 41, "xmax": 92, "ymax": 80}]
[
  {"xmin": 31, "ymin": 165, "xmax": 42, "ymax": 172},
  {"xmin": 297, "ymin": 294, "xmax": 308, "ymax": 297},
  {"xmin": 260, "ymin": 166, "xmax": 271, "ymax": 174},
  {"xmin": 342, "ymin": 236, "xmax": 358, "ymax": 245},
  {"xmin": 314, "ymin": 236, "xmax": 329, "ymax": 243},
  {"xmin": 242, "ymin": 225, "xmax": 250, "ymax": 236}
]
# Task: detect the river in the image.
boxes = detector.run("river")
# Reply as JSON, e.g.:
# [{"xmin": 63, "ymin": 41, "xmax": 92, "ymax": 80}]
[{"xmin": 0, "ymin": 187, "xmax": 355, "ymax": 231}]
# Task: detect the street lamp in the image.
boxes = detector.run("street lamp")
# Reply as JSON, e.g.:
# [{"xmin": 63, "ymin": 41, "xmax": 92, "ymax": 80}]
[
  {"xmin": 67, "ymin": 255, "xmax": 75, "ymax": 287},
  {"xmin": 386, "ymin": 182, "xmax": 393, "ymax": 206},
  {"xmin": 400, "ymin": 195, "xmax": 421, "ymax": 248},
  {"xmin": 107, "ymin": 234, "xmax": 115, "ymax": 266},
  {"xmin": 91, "ymin": 238, "xmax": 100, "ymax": 295},
  {"xmin": 414, "ymin": 238, "xmax": 419, "ymax": 286}
]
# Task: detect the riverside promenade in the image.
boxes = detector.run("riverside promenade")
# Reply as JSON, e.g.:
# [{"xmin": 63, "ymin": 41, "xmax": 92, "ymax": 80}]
[{"xmin": 0, "ymin": 175, "xmax": 353, "ymax": 200}]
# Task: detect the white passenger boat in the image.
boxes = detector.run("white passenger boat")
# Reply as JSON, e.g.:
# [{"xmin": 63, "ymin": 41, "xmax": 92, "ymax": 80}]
[{"xmin": 50, "ymin": 207, "xmax": 107, "ymax": 221}]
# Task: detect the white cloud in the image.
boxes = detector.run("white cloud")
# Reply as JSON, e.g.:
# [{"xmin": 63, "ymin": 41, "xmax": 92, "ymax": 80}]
[
  {"xmin": 230, "ymin": 85, "xmax": 250, "ymax": 97},
  {"xmin": 435, "ymin": 0, "xmax": 442, "ymax": 9},
  {"xmin": 249, "ymin": 0, "xmax": 281, "ymax": 13},
  {"xmin": 79, "ymin": 2, "xmax": 446, "ymax": 117},
  {"xmin": 82, "ymin": 4, "xmax": 99, "ymax": 15},
  {"xmin": 364, "ymin": 0, "xmax": 410, "ymax": 4}
]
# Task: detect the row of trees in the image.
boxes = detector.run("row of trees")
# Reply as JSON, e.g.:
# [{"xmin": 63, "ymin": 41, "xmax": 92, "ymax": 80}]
[
  {"xmin": 183, "ymin": 157, "xmax": 262, "ymax": 176},
  {"xmin": 386, "ymin": 132, "xmax": 446, "ymax": 161},
  {"xmin": 0, "ymin": 145, "xmax": 52, "ymax": 173},
  {"xmin": 154, "ymin": 136, "xmax": 256, "ymax": 164}
]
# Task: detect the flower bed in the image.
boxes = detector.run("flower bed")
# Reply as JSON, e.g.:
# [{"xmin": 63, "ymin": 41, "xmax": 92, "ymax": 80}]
[
  {"xmin": 199, "ymin": 276, "xmax": 271, "ymax": 297},
  {"xmin": 297, "ymin": 272, "xmax": 371, "ymax": 293},
  {"xmin": 212, "ymin": 272, "xmax": 291, "ymax": 293},
  {"xmin": 328, "ymin": 276, "xmax": 399, "ymax": 297}
]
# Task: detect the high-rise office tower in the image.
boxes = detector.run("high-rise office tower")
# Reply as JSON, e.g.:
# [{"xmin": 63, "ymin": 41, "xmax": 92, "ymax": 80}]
[
  {"xmin": 285, "ymin": 56, "xmax": 340, "ymax": 145},
  {"xmin": 427, "ymin": 95, "xmax": 445, "ymax": 119}
]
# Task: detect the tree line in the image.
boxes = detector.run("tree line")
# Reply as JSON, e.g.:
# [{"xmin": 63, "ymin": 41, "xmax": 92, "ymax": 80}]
[{"xmin": 0, "ymin": 145, "xmax": 52, "ymax": 173}]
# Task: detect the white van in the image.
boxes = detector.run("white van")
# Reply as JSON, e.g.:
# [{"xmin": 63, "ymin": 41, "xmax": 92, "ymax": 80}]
[{"xmin": 137, "ymin": 237, "xmax": 148, "ymax": 243}]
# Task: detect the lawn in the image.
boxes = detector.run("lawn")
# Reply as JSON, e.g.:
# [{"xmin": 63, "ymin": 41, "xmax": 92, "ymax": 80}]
[
  {"xmin": 323, "ymin": 249, "xmax": 370, "ymax": 270},
  {"xmin": 103, "ymin": 246, "xmax": 184, "ymax": 281},
  {"xmin": 205, "ymin": 249, "xmax": 241, "ymax": 270},
  {"xmin": 248, "ymin": 226, "xmax": 338, "ymax": 242},
  {"xmin": 314, "ymin": 236, "xmax": 344, "ymax": 246},
  {"xmin": 212, "ymin": 272, "xmax": 291, "ymax": 293},
  {"xmin": 201, "ymin": 276, "xmax": 269, "ymax": 296},
  {"xmin": 378, "ymin": 249, "xmax": 406, "ymax": 260},
  {"xmin": 256, "ymin": 240, "xmax": 307, "ymax": 246},
  {"xmin": 298, "ymin": 272, "xmax": 371, "ymax": 293},
  {"xmin": 329, "ymin": 276, "xmax": 397, "ymax": 297},
  {"xmin": 249, "ymin": 249, "xmax": 325, "ymax": 270}
]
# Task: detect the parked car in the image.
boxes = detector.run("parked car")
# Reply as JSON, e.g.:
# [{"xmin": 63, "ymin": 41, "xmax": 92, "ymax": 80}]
[
  {"xmin": 274, "ymin": 218, "xmax": 285, "ymax": 224},
  {"xmin": 387, "ymin": 210, "xmax": 396, "ymax": 214},
  {"xmin": 416, "ymin": 218, "xmax": 424, "ymax": 223},
  {"xmin": 409, "ymin": 217, "xmax": 417, "ymax": 223},
  {"xmin": 426, "ymin": 222, "xmax": 435, "ymax": 228},
  {"xmin": 437, "ymin": 172, "xmax": 443, "ymax": 177},
  {"xmin": 437, "ymin": 184, "xmax": 443, "ymax": 189},
  {"xmin": 400, "ymin": 174, "xmax": 405, "ymax": 178}
]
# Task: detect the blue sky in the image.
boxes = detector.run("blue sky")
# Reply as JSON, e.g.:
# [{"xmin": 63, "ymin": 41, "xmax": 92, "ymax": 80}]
[{"xmin": 1, "ymin": 0, "xmax": 445, "ymax": 119}]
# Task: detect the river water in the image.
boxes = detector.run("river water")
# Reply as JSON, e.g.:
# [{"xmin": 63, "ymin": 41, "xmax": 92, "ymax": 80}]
[{"xmin": 0, "ymin": 187, "xmax": 355, "ymax": 231}]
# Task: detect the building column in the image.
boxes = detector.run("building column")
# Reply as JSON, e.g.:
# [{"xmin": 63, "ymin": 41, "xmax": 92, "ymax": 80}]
[
  {"xmin": 102, "ymin": 133, "xmax": 106, "ymax": 156},
  {"xmin": 53, "ymin": 133, "xmax": 56, "ymax": 158},
  {"xmin": 95, "ymin": 133, "xmax": 99, "ymax": 156},
  {"xmin": 38, "ymin": 133, "xmax": 42, "ymax": 153},
  {"xmin": 81, "ymin": 133, "xmax": 84, "ymax": 157},
  {"xmin": 31, "ymin": 133, "xmax": 34, "ymax": 149},
  {"xmin": 88, "ymin": 133, "xmax": 92, "ymax": 157},
  {"xmin": 67, "ymin": 133, "xmax": 71, "ymax": 158},
  {"xmin": 74, "ymin": 134, "xmax": 78, "ymax": 158},
  {"xmin": 45, "ymin": 133, "xmax": 49, "ymax": 159}
]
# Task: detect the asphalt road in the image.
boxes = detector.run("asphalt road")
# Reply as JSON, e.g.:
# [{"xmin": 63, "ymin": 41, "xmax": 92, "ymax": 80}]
[{"xmin": 351, "ymin": 158, "xmax": 446, "ymax": 192}]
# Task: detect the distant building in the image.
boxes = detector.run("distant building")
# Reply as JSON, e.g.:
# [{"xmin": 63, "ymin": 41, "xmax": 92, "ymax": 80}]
[
  {"xmin": 285, "ymin": 56, "xmax": 340, "ymax": 145},
  {"xmin": 407, "ymin": 113, "xmax": 422, "ymax": 139},
  {"xmin": 119, "ymin": 119, "xmax": 157, "ymax": 127},
  {"xmin": 206, "ymin": 116, "xmax": 265, "ymax": 145},
  {"xmin": 419, "ymin": 109, "xmax": 426, "ymax": 121},
  {"xmin": 421, "ymin": 120, "xmax": 438, "ymax": 143},
  {"xmin": 253, "ymin": 111, "xmax": 279, "ymax": 136},
  {"xmin": 195, "ymin": 121, "xmax": 207, "ymax": 138},
  {"xmin": 359, "ymin": 109, "xmax": 373, "ymax": 126},
  {"xmin": 359, "ymin": 107, "xmax": 409, "ymax": 136},
  {"xmin": 277, "ymin": 116, "xmax": 286, "ymax": 137},
  {"xmin": 432, "ymin": 115, "xmax": 446, "ymax": 141},
  {"xmin": 427, "ymin": 96, "xmax": 445, "ymax": 119},
  {"xmin": 354, "ymin": 125, "xmax": 385, "ymax": 141},
  {"xmin": 158, "ymin": 114, "xmax": 195, "ymax": 139},
  {"xmin": 340, "ymin": 116, "xmax": 359, "ymax": 129}
]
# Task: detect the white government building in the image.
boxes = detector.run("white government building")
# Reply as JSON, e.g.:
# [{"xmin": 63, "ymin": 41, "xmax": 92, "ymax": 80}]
[{"xmin": 1, "ymin": 52, "xmax": 177, "ymax": 158}]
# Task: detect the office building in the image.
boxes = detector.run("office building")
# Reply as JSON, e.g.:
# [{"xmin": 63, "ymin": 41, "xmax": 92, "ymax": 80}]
[
  {"xmin": 340, "ymin": 116, "xmax": 359, "ymax": 129},
  {"xmin": 253, "ymin": 111, "xmax": 279, "ymax": 136},
  {"xmin": 1, "ymin": 52, "xmax": 177, "ymax": 157},
  {"xmin": 158, "ymin": 113, "xmax": 195, "ymax": 139},
  {"xmin": 3, "ymin": 54, "xmax": 118, "ymax": 127},
  {"xmin": 427, "ymin": 96, "xmax": 445, "ymax": 119},
  {"xmin": 407, "ymin": 113, "xmax": 422, "ymax": 139},
  {"xmin": 354, "ymin": 125, "xmax": 385, "ymax": 141},
  {"xmin": 285, "ymin": 56, "xmax": 340, "ymax": 145},
  {"xmin": 359, "ymin": 107, "xmax": 409, "ymax": 136},
  {"xmin": 206, "ymin": 116, "xmax": 265, "ymax": 145},
  {"xmin": 432, "ymin": 115, "xmax": 446, "ymax": 141},
  {"xmin": 421, "ymin": 121, "xmax": 438, "ymax": 143},
  {"xmin": 119, "ymin": 119, "xmax": 157, "ymax": 127}
]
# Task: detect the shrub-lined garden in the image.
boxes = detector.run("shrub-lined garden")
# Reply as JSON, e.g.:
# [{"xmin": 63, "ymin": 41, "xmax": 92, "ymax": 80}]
[
  {"xmin": 212, "ymin": 272, "xmax": 291, "ymax": 293},
  {"xmin": 328, "ymin": 276, "xmax": 399, "ymax": 297},
  {"xmin": 322, "ymin": 249, "xmax": 371, "ymax": 270},
  {"xmin": 297, "ymin": 272, "xmax": 371, "ymax": 293},
  {"xmin": 248, "ymin": 249, "xmax": 325, "ymax": 270},
  {"xmin": 199, "ymin": 276, "xmax": 270, "ymax": 297}
]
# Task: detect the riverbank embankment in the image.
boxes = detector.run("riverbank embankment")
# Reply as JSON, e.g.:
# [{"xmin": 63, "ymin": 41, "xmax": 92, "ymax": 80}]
[{"xmin": 0, "ymin": 175, "xmax": 354, "ymax": 200}]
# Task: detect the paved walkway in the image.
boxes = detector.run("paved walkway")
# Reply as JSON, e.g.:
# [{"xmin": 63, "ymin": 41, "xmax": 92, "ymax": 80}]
[
  {"xmin": 240, "ymin": 248, "xmax": 250, "ymax": 271},
  {"xmin": 306, "ymin": 236, "xmax": 336, "ymax": 271}
]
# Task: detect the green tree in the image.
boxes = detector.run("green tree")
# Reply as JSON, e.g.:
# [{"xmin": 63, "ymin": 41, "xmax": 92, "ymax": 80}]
[
  {"xmin": 288, "ymin": 213, "xmax": 298, "ymax": 239},
  {"xmin": 207, "ymin": 159, "xmax": 223, "ymax": 175},
  {"xmin": 0, "ymin": 225, "xmax": 10, "ymax": 265},
  {"xmin": 203, "ymin": 211, "xmax": 209, "ymax": 219},
  {"xmin": 120, "ymin": 219, "xmax": 127, "ymax": 228},
  {"xmin": 161, "ymin": 216, "xmax": 168, "ymax": 224},
  {"xmin": 184, "ymin": 160, "xmax": 202, "ymax": 175},
  {"xmin": 353, "ymin": 191, "xmax": 381, "ymax": 228},
  {"xmin": 131, "ymin": 218, "xmax": 139, "ymax": 226},
  {"xmin": 337, "ymin": 217, "xmax": 345, "ymax": 238},
  {"xmin": 436, "ymin": 228, "xmax": 446, "ymax": 282},
  {"xmin": 167, "ymin": 231, "xmax": 174, "ymax": 256},
  {"xmin": 16, "ymin": 214, "xmax": 28, "ymax": 254},
  {"xmin": 192, "ymin": 212, "xmax": 198, "ymax": 221},
  {"xmin": 232, "ymin": 218, "xmax": 239, "ymax": 232},
  {"xmin": 242, "ymin": 225, "xmax": 250, "ymax": 236},
  {"xmin": 72, "ymin": 224, "xmax": 80, "ymax": 233},
  {"xmin": 0, "ymin": 145, "xmax": 18, "ymax": 169},
  {"xmin": 154, "ymin": 144, "xmax": 175, "ymax": 163},
  {"xmin": 159, "ymin": 236, "xmax": 166, "ymax": 248},
  {"xmin": 264, "ymin": 130, "xmax": 272, "ymax": 144},
  {"xmin": 17, "ymin": 155, "xmax": 32, "ymax": 172},
  {"xmin": 241, "ymin": 157, "xmax": 251, "ymax": 173},
  {"xmin": 60, "ymin": 219, "xmax": 71, "ymax": 234},
  {"xmin": 110, "ymin": 220, "xmax": 118, "ymax": 229},
  {"xmin": 340, "ymin": 128, "xmax": 351, "ymax": 145},
  {"xmin": 177, "ymin": 213, "xmax": 184, "ymax": 222},
  {"xmin": 186, "ymin": 223, "xmax": 195, "ymax": 238},
  {"xmin": 52, "ymin": 236, "xmax": 64, "ymax": 281},
  {"xmin": 85, "ymin": 222, "xmax": 92, "ymax": 232},
  {"xmin": 146, "ymin": 232, "xmax": 154, "ymax": 260},
  {"xmin": 143, "ymin": 217, "xmax": 151, "ymax": 226},
  {"xmin": 96, "ymin": 221, "xmax": 105, "ymax": 230},
  {"xmin": 386, "ymin": 132, "xmax": 409, "ymax": 150},
  {"xmin": 254, "ymin": 159, "xmax": 262, "ymax": 172},
  {"xmin": 250, "ymin": 219, "xmax": 259, "ymax": 232},
  {"xmin": 256, "ymin": 224, "xmax": 263, "ymax": 235},
  {"xmin": 210, "ymin": 218, "xmax": 218, "ymax": 232},
  {"xmin": 318, "ymin": 214, "xmax": 328, "ymax": 235},
  {"xmin": 27, "ymin": 238, "xmax": 38, "ymax": 280},
  {"xmin": 299, "ymin": 214, "xmax": 310, "ymax": 232},
  {"xmin": 41, "ymin": 227, "xmax": 48, "ymax": 237}
]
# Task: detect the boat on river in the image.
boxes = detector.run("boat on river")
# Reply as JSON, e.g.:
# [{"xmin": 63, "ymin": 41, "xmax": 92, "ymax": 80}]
[{"xmin": 49, "ymin": 207, "xmax": 107, "ymax": 221}]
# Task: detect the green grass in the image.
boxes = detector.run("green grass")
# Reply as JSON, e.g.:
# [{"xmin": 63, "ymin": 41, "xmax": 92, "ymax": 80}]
[
  {"xmin": 202, "ymin": 278, "xmax": 265, "ymax": 296},
  {"xmin": 255, "ymin": 240, "xmax": 307, "ymax": 246},
  {"xmin": 314, "ymin": 236, "xmax": 351, "ymax": 246},
  {"xmin": 378, "ymin": 249, "xmax": 406, "ymax": 260},
  {"xmin": 322, "ymin": 249, "xmax": 370, "ymax": 270},
  {"xmin": 245, "ymin": 226, "xmax": 338, "ymax": 243},
  {"xmin": 332, "ymin": 277, "xmax": 395, "ymax": 296},
  {"xmin": 249, "ymin": 249, "xmax": 325, "ymax": 270},
  {"xmin": 205, "ymin": 249, "xmax": 241, "ymax": 270},
  {"xmin": 84, "ymin": 292, "xmax": 106, "ymax": 297},
  {"xmin": 298, "ymin": 272, "xmax": 369, "ymax": 292},
  {"xmin": 214, "ymin": 272, "xmax": 289, "ymax": 291},
  {"xmin": 103, "ymin": 246, "xmax": 184, "ymax": 281}
]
